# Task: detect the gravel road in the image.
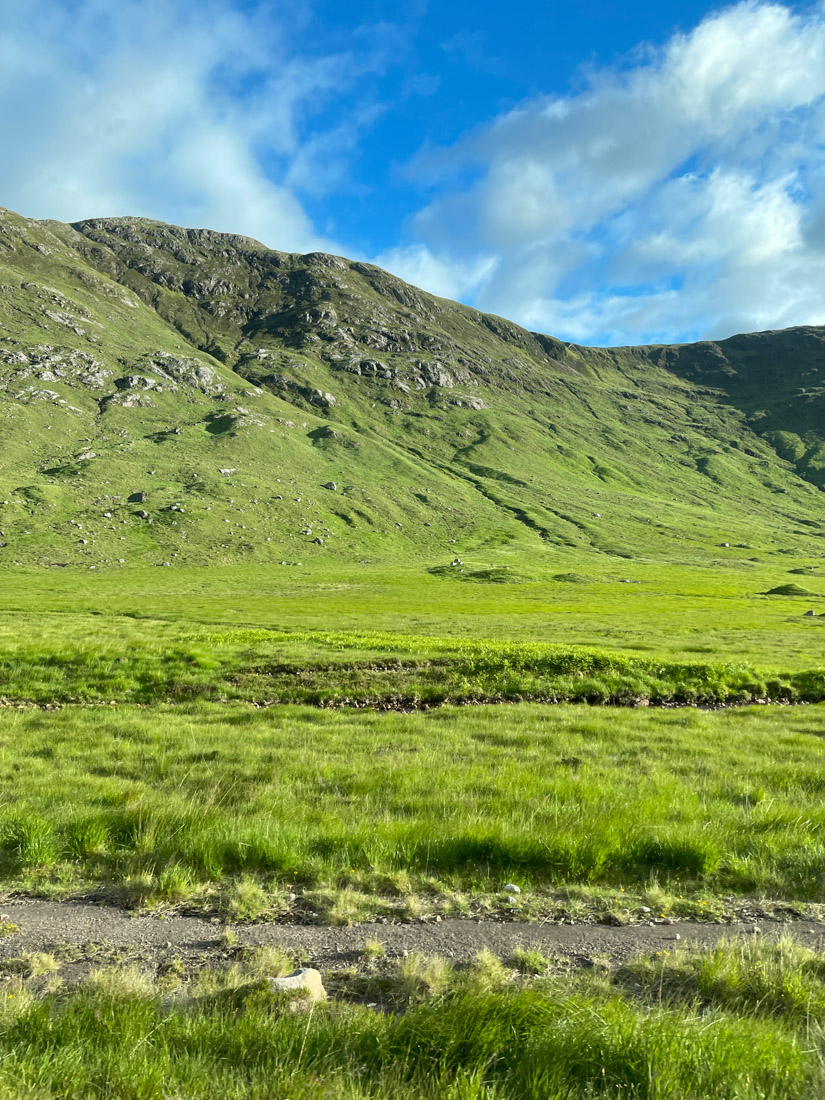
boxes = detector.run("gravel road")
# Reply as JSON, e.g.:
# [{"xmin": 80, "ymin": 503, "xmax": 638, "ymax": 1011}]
[{"xmin": 0, "ymin": 899, "xmax": 821, "ymax": 971}]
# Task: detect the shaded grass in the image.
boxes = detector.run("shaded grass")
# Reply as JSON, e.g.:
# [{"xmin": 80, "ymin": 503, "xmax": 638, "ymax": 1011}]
[
  {"xmin": 0, "ymin": 702, "xmax": 824, "ymax": 904},
  {"xmin": 0, "ymin": 940, "xmax": 821, "ymax": 1098},
  {"xmin": 618, "ymin": 934, "xmax": 825, "ymax": 1026}
]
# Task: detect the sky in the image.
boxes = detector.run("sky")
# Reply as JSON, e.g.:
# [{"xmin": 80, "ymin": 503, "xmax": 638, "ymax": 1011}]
[{"xmin": 2, "ymin": 0, "xmax": 825, "ymax": 346}]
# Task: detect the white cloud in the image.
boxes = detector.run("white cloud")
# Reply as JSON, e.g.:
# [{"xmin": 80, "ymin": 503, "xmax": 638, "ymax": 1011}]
[
  {"xmin": 0, "ymin": 0, "xmax": 385, "ymax": 253},
  {"xmin": 4, "ymin": 0, "xmax": 825, "ymax": 347},
  {"xmin": 398, "ymin": 2, "xmax": 825, "ymax": 344},
  {"xmin": 373, "ymin": 244, "xmax": 496, "ymax": 302}
]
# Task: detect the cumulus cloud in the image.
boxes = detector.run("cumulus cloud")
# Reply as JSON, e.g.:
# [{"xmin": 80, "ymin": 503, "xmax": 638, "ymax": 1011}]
[
  {"xmin": 4, "ymin": 0, "xmax": 825, "ymax": 346},
  {"xmin": 398, "ymin": 2, "xmax": 825, "ymax": 344},
  {"xmin": 373, "ymin": 243, "xmax": 496, "ymax": 302},
  {"xmin": 0, "ymin": 0, "xmax": 389, "ymax": 253}
]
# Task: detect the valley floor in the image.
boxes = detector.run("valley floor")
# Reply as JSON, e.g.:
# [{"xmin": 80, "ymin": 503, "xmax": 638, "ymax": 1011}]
[{"xmin": 0, "ymin": 566, "xmax": 823, "ymax": 1096}]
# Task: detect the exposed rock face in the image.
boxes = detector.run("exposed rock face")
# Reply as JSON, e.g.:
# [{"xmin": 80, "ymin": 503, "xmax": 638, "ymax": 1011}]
[
  {"xmin": 62, "ymin": 212, "xmax": 583, "ymax": 404},
  {"xmin": 1, "ymin": 347, "xmax": 112, "ymax": 390}
]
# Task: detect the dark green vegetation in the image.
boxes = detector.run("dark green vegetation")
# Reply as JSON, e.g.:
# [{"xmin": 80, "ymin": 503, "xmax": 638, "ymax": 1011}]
[
  {"xmin": 1, "ymin": 938, "xmax": 824, "ymax": 1098},
  {"xmin": 1, "ymin": 205, "xmax": 825, "ymax": 574},
  {"xmin": 1, "ymin": 702, "xmax": 825, "ymax": 915},
  {"xmin": 0, "ymin": 618, "xmax": 823, "ymax": 708}
]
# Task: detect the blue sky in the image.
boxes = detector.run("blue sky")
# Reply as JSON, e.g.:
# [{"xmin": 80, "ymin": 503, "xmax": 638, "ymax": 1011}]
[{"xmin": 2, "ymin": 1, "xmax": 825, "ymax": 345}]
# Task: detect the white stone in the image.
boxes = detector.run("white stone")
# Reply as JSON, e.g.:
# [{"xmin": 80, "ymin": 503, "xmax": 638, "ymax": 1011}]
[{"xmin": 267, "ymin": 968, "xmax": 326, "ymax": 1003}]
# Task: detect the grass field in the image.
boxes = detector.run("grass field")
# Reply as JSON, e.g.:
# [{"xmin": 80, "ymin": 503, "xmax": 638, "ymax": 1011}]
[
  {"xmin": 0, "ymin": 937, "xmax": 824, "ymax": 1098},
  {"xmin": 0, "ymin": 560, "xmax": 819, "ymax": 920},
  {"xmin": 0, "ymin": 701, "xmax": 824, "ymax": 918},
  {"xmin": 2, "ymin": 558, "xmax": 824, "ymax": 667},
  {"xmin": 0, "ymin": 559, "xmax": 824, "ymax": 717},
  {"xmin": 0, "ymin": 562, "xmax": 821, "ymax": 1092}
]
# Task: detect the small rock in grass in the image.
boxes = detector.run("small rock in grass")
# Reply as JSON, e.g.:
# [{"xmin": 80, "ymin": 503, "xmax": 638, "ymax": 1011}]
[
  {"xmin": 321, "ymin": 481, "xmax": 337, "ymax": 491},
  {"xmin": 503, "ymin": 884, "xmax": 521, "ymax": 895},
  {"xmin": 205, "ymin": 969, "xmax": 326, "ymax": 1014},
  {"xmin": 268, "ymin": 968, "xmax": 326, "ymax": 1003}
]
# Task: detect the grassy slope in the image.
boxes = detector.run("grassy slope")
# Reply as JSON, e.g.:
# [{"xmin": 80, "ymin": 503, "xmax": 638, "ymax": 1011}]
[{"xmin": 0, "ymin": 205, "xmax": 824, "ymax": 579}]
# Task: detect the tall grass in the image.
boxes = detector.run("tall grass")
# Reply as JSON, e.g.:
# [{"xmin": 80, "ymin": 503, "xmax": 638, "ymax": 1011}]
[
  {"xmin": 0, "ymin": 941, "xmax": 820, "ymax": 1098},
  {"xmin": 0, "ymin": 702, "xmax": 824, "ymax": 903}
]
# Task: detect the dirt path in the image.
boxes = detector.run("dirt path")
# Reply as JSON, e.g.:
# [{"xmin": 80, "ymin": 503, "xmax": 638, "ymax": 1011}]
[{"xmin": 0, "ymin": 899, "xmax": 822, "ymax": 972}]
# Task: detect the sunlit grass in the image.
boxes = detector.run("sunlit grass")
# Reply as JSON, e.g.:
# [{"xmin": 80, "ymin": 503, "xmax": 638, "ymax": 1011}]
[
  {"xmin": 0, "ymin": 702, "xmax": 823, "ymax": 906},
  {"xmin": 0, "ymin": 616, "xmax": 821, "ymax": 707},
  {"xmin": 1, "ymin": 554, "xmax": 824, "ymax": 670}
]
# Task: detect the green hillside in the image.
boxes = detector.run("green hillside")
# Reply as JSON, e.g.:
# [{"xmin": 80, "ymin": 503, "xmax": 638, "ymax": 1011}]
[{"xmin": 0, "ymin": 205, "xmax": 823, "ymax": 573}]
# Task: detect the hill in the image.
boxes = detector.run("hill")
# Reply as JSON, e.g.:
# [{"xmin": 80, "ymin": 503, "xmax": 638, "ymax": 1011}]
[{"xmin": 0, "ymin": 205, "xmax": 823, "ymax": 571}]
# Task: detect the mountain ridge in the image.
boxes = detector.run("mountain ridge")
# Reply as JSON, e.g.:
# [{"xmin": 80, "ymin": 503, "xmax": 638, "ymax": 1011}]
[{"xmin": 1, "ymin": 205, "xmax": 823, "ymax": 571}]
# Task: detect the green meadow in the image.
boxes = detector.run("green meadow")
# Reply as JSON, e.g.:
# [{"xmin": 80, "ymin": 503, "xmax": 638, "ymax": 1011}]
[
  {"xmin": 1, "ymin": 685, "xmax": 825, "ymax": 917},
  {"xmin": 0, "ymin": 550, "xmax": 822, "ymax": 1096},
  {"xmin": 0, "ymin": 561, "xmax": 820, "ymax": 917},
  {"xmin": 2, "ymin": 554, "xmax": 825, "ymax": 662}
]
